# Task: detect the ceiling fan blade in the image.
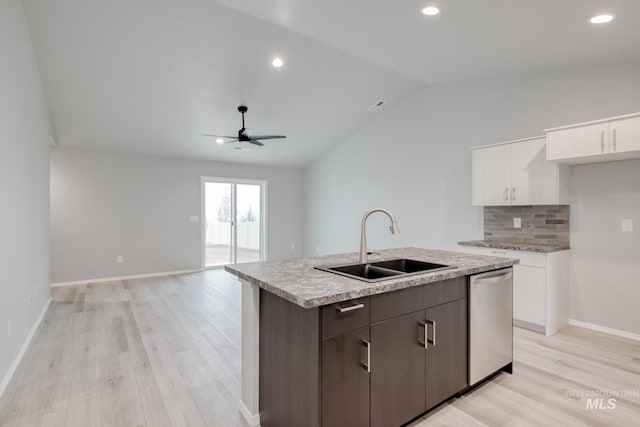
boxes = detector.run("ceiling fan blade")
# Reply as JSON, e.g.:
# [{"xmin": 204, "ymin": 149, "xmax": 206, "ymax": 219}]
[
  {"xmin": 201, "ymin": 134, "xmax": 237, "ymax": 139},
  {"xmin": 248, "ymin": 135, "xmax": 286, "ymax": 141},
  {"xmin": 249, "ymin": 140, "xmax": 264, "ymax": 147}
]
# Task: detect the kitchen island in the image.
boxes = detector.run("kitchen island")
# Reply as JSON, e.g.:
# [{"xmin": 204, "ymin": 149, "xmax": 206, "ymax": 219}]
[{"xmin": 225, "ymin": 247, "xmax": 518, "ymax": 427}]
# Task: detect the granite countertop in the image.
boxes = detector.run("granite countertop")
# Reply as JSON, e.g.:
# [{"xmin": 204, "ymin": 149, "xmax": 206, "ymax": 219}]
[
  {"xmin": 224, "ymin": 247, "xmax": 518, "ymax": 309},
  {"xmin": 458, "ymin": 240, "xmax": 570, "ymax": 253}
]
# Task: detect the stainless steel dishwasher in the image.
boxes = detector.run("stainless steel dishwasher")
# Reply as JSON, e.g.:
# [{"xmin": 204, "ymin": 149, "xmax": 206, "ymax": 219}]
[{"xmin": 469, "ymin": 268, "xmax": 513, "ymax": 386}]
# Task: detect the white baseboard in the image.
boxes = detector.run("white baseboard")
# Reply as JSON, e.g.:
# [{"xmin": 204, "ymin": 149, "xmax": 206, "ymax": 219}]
[
  {"xmin": 569, "ymin": 319, "xmax": 640, "ymax": 342},
  {"xmin": 239, "ymin": 399, "xmax": 261, "ymax": 427},
  {"xmin": 50, "ymin": 268, "xmax": 202, "ymax": 288},
  {"xmin": 0, "ymin": 297, "xmax": 52, "ymax": 398}
]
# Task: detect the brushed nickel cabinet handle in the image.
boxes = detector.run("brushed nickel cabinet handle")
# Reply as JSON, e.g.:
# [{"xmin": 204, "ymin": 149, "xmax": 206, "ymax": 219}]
[
  {"xmin": 426, "ymin": 319, "xmax": 436, "ymax": 346},
  {"xmin": 511, "ymin": 187, "xmax": 515, "ymax": 202},
  {"xmin": 601, "ymin": 130, "xmax": 605, "ymax": 153},
  {"xmin": 419, "ymin": 321, "xmax": 428, "ymax": 349},
  {"xmin": 504, "ymin": 188, "xmax": 509, "ymax": 202},
  {"xmin": 337, "ymin": 303, "xmax": 364, "ymax": 313},
  {"xmin": 613, "ymin": 128, "xmax": 617, "ymax": 152},
  {"xmin": 361, "ymin": 340, "xmax": 371, "ymax": 372}
]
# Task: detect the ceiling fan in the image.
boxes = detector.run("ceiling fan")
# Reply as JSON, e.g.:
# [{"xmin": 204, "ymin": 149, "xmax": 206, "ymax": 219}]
[{"xmin": 202, "ymin": 106, "xmax": 286, "ymax": 147}]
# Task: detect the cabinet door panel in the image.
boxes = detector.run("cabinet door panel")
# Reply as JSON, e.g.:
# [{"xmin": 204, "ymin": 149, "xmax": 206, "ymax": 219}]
[
  {"xmin": 610, "ymin": 116, "xmax": 640, "ymax": 154},
  {"xmin": 511, "ymin": 138, "xmax": 558, "ymax": 205},
  {"xmin": 371, "ymin": 311, "xmax": 426, "ymax": 427},
  {"xmin": 322, "ymin": 327, "xmax": 370, "ymax": 427},
  {"xmin": 425, "ymin": 299, "xmax": 468, "ymax": 410},
  {"xmin": 472, "ymin": 144, "xmax": 511, "ymax": 206},
  {"xmin": 513, "ymin": 265, "xmax": 546, "ymax": 326},
  {"xmin": 547, "ymin": 122, "xmax": 610, "ymax": 160}
]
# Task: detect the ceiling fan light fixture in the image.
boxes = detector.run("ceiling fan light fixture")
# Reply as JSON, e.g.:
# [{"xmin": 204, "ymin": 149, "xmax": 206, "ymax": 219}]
[
  {"xmin": 272, "ymin": 57, "xmax": 284, "ymax": 68},
  {"xmin": 215, "ymin": 138, "xmax": 224, "ymax": 144}
]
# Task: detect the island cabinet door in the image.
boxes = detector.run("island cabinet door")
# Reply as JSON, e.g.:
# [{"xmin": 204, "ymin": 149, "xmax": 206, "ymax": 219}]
[
  {"xmin": 424, "ymin": 298, "xmax": 468, "ymax": 410},
  {"xmin": 321, "ymin": 326, "xmax": 370, "ymax": 427},
  {"xmin": 370, "ymin": 311, "xmax": 427, "ymax": 427}
]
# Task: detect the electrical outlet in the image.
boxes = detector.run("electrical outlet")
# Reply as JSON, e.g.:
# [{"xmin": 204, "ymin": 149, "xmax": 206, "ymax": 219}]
[
  {"xmin": 116, "ymin": 255, "xmax": 124, "ymax": 264},
  {"xmin": 290, "ymin": 243, "xmax": 295, "ymax": 250},
  {"xmin": 513, "ymin": 218, "xmax": 522, "ymax": 229},
  {"xmin": 189, "ymin": 216, "xmax": 199, "ymax": 223},
  {"xmin": 316, "ymin": 245, "xmax": 320, "ymax": 253},
  {"xmin": 7, "ymin": 318, "xmax": 12, "ymax": 338},
  {"xmin": 622, "ymin": 219, "xmax": 633, "ymax": 232}
]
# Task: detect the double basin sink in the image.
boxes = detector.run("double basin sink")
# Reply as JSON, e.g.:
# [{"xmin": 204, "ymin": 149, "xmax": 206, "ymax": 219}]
[{"xmin": 315, "ymin": 258, "xmax": 456, "ymax": 283}]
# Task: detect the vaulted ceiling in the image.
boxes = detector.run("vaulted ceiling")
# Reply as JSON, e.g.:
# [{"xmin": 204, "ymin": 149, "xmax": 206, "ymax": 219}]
[{"xmin": 23, "ymin": 0, "xmax": 640, "ymax": 166}]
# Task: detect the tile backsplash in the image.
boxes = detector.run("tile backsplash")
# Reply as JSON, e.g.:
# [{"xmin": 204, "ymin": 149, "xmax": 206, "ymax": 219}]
[{"xmin": 484, "ymin": 205, "xmax": 570, "ymax": 246}]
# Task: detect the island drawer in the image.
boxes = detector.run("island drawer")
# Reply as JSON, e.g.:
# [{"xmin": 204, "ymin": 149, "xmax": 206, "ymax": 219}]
[
  {"xmin": 371, "ymin": 277, "xmax": 467, "ymax": 323},
  {"xmin": 322, "ymin": 298, "xmax": 370, "ymax": 338}
]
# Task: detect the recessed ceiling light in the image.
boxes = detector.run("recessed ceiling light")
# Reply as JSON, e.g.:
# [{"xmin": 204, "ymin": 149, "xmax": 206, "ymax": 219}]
[
  {"xmin": 590, "ymin": 14, "xmax": 614, "ymax": 24},
  {"xmin": 215, "ymin": 138, "xmax": 224, "ymax": 144},
  {"xmin": 272, "ymin": 57, "xmax": 284, "ymax": 68},
  {"xmin": 422, "ymin": 6, "xmax": 440, "ymax": 16}
]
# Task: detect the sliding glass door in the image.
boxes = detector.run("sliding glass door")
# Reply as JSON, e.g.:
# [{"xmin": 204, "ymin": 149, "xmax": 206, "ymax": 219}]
[{"xmin": 203, "ymin": 178, "xmax": 265, "ymax": 267}]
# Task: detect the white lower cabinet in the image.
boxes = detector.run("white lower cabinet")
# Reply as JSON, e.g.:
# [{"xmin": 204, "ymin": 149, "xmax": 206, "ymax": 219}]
[
  {"xmin": 458, "ymin": 246, "xmax": 570, "ymax": 336},
  {"xmin": 513, "ymin": 265, "xmax": 546, "ymax": 327}
]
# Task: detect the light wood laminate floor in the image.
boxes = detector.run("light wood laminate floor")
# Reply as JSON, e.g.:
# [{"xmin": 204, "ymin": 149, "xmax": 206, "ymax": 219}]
[{"xmin": 0, "ymin": 270, "xmax": 638, "ymax": 426}]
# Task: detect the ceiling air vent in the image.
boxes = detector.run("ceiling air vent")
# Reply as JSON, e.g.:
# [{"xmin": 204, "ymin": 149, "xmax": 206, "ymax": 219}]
[{"xmin": 367, "ymin": 100, "xmax": 386, "ymax": 112}]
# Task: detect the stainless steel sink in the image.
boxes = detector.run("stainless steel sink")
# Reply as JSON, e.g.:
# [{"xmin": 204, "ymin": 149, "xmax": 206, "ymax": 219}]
[{"xmin": 315, "ymin": 258, "xmax": 456, "ymax": 283}]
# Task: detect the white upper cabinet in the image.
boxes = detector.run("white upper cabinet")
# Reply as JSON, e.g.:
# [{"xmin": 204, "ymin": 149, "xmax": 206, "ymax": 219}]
[
  {"xmin": 546, "ymin": 112, "xmax": 640, "ymax": 164},
  {"xmin": 610, "ymin": 115, "xmax": 640, "ymax": 154},
  {"xmin": 511, "ymin": 138, "xmax": 560, "ymax": 205},
  {"xmin": 472, "ymin": 144, "xmax": 511, "ymax": 206},
  {"xmin": 547, "ymin": 122, "xmax": 610, "ymax": 160},
  {"xmin": 472, "ymin": 137, "xmax": 568, "ymax": 206}
]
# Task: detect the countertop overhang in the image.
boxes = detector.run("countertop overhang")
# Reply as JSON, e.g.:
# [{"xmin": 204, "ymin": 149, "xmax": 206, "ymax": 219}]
[{"xmin": 224, "ymin": 247, "xmax": 518, "ymax": 308}]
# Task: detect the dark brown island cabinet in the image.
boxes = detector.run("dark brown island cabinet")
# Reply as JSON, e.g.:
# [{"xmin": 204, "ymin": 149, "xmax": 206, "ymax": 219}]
[{"xmin": 259, "ymin": 275, "xmax": 500, "ymax": 427}]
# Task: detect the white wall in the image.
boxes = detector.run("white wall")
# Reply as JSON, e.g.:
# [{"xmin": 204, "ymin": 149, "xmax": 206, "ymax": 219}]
[
  {"xmin": 570, "ymin": 160, "xmax": 640, "ymax": 334},
  {"xmin": 0, "ymin": 0, "xmax": 52, "ymax": 391},
  {"xmin": 50, "ymin": 148, "xmax": 303, "ymax": 283},
  {"xmin": 305, "ymin": 61, "xmax": 640, "ymax": 334}
]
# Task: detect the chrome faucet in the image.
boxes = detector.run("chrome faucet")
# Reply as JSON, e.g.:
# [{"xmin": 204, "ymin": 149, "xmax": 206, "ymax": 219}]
[{"xmin": 359, "ymin": 208, "xmax": 400, "ymax": 263}]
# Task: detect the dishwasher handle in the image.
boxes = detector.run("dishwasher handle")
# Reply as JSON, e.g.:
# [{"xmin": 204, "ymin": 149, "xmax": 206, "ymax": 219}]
[{"xmin": 472, "ymin": 270, "xmax": 512, "ymax": 285}]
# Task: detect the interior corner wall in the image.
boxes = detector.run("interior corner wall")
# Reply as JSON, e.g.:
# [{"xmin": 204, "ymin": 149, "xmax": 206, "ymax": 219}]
[
  {"xmin": 304, "ymin": 61, "xmax": 640, "ymax": 335},
  {"xmin": 0, "ymin": 0, "xmax": 52, "ymax": 391},
  {"xmin": 50, "ymin": 148, "xmax": 304, "ymax": 283}
]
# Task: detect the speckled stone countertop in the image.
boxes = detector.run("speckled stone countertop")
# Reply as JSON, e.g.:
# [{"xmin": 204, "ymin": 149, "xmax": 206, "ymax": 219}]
[
  {"xmin": 224, "ymin": 247, "xmax": 518, "ymax": 308},
  {"xmin": 458, "ymin": 240, "xmax": 570, "ymax": 253}
]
